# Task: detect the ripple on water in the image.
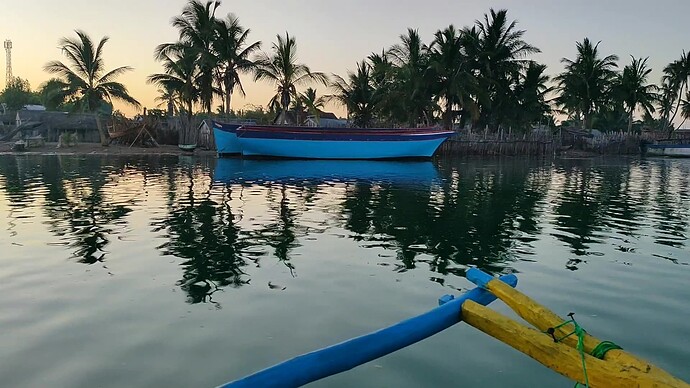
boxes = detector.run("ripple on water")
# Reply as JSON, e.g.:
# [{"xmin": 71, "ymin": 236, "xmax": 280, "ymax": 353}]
[{"xmin": 0, "ymin": 154, "xmax": 688, "ymax": 386}]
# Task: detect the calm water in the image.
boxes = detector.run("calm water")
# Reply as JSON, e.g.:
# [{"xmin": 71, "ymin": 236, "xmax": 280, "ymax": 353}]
[{"xmin": 0, "ymin": 154, "xmax": 688, "ymax": 387}]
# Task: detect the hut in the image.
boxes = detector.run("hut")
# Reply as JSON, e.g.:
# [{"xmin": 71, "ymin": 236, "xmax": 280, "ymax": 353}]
[{"xmin": 14, "ymin": 110, "xmax": 100, "ymax": 142}]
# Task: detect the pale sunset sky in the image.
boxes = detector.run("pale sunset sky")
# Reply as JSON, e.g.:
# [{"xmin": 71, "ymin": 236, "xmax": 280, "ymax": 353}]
[{"xmin": 3, "ymin": 0, "xmax": 690, "ymax": 117}]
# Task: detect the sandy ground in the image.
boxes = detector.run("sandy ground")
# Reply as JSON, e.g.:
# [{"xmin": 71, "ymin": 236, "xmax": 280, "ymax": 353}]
[{"xmin": 0, "ymin": 141, "xmax": 217, "ymax": 156}]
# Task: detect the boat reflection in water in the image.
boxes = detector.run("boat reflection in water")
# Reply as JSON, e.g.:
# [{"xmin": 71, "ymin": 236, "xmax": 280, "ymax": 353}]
[{"xmin": 213, "ymin": 158, "xmax": 442, "ymax": 187}]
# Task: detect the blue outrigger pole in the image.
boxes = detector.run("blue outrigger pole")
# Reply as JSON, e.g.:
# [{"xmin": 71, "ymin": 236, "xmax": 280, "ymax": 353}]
[{"xmin": 218, "ymin": 274, "xmax": 518, "ymax": 388}]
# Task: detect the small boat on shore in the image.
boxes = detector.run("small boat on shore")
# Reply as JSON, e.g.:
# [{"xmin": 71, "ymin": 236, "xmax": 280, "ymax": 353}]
[
  {"xmin": 642, "ymin": 139, "xmax": 690, "ymax": 157},
  {"xmin": 178, "ymin": 144, "xmax": 196, "ymax": 152},
  {"xmin": 212, "ymin": 121, "xmax": 242, "ymax": 155},
  {"xmin": 235, "ymin": 125, "xmax": 455, "ymax": 160}
]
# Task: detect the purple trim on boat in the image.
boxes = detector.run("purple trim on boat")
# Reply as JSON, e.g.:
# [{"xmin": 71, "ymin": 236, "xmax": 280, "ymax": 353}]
[
  {"xmin": 212, "ymin": 120, "xmax": 242, "ymax": 133},
  {"xmin": 236, "ymin": 125, "xmax": 455, "ymax": 142}
]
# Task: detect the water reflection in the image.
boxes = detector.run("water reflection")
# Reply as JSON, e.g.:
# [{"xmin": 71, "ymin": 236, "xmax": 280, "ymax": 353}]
[{"xmin": 0, "ymin": 155, "xmax": 688, "ymax": 306}]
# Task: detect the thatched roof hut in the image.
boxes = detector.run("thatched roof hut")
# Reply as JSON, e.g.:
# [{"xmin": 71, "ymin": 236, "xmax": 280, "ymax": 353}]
[{"xmin": 14, "ymin": 111, "xmax": 100, "ymax": 142}]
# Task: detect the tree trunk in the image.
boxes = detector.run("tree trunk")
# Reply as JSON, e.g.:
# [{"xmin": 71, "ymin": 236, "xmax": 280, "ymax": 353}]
[
  {"xmin": 225, "ymin": 77, "xmax": 233, "ymax": 115},
  {"xmin": 444, "ymin": 99, "xmax": 453, "ymax": 130},
  {"xmin": 95, "ymin": 114, "xmax": 109, "ymax": 147},
  {"xmin": 628, "ymin": 109, "xmax": 633, "ymax": 132}
]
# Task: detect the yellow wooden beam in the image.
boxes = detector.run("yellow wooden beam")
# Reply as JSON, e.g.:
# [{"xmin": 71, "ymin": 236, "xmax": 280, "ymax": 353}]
[
  {"xmin": 479, "ymin": 277, "xmax": 689, "ymax": 387},
  {"xmin": 462, "ymin": 300, "xmax": 687, "ymax": 388}
]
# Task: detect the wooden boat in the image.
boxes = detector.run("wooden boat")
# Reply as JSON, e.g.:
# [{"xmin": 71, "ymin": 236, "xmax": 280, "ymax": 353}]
[
  {"xmin": 643, "ymin": 139, "xmax": 690, "ymax": 157},
  {"xmin": 212, "ymin": 121, "xmax": 242, "ymax": 155},
  {"xmin": 235, "ymin": 125, "xmax": 455, "ymax": 160},
  {"xmin": 218, "ymin": 269, "xmax": 689, "ymax": 388}
]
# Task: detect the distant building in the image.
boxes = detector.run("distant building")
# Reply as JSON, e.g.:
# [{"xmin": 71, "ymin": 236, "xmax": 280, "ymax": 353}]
[
  {"xmin": 305, "ymin": 111, "xmax": 348, "ymax": 128},
  {"xmin": 14, "ymin": 110, "xmax": 100, "ymax": 142}
]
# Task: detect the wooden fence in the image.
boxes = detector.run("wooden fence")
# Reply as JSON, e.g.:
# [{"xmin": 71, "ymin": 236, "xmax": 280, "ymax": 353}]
[
  {"xmin": 438, "ymin": 129, "xmax": 678, "ymax": 157},
  {"xmin": 438, "ymin": 130, "xmax": 558, "ymax": 157}
]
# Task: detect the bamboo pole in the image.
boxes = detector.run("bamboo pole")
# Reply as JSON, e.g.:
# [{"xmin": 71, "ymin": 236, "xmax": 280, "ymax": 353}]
[
  {"xmin": 461, "ymin": 300, "xmax": 681, "ymax": 387},
  {"xmin": 466, "ymin": 269, "xmax": 689, "ymax": 387}
]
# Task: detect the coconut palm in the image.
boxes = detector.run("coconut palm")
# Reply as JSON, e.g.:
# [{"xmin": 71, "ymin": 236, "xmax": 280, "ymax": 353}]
[
  {"xmin": 555, "ymin": 38, "xmax": 619, "ymax": 129},
  {"xmin": 388, "ymin": 28, "xmax": 434, "ymax": 126},
  {"xmin": 471, "ymin": 9, "xmax": 540, "ymax": 129},
  {"xmin": 44, "ymin": 30, "xmax": 140, "ymax": 145},
  {"xmin": 254, "ymin": 32, "xmax": 328, "ymax": 124},
  {"xmin": 329, "ymin": 61, "xmax": 377, "ymax": 127},
  {"xmin": 680, "ymin": 90, "xmax": 690, "ymax": 128},
  {"xmin": 157, "ymin": 0, "xmax": 220, "ymax": 114},
  {"xmin": 367, "ymin": 51, "xmax": 397, "ymax": 123},
  {"xmin": 213, "ymin": 13, "xmax": 261, "ymax": 114},
  {"xmin": 616, "ymin": 56, "xmax": 657, "ymax": 131},
  {"xmin": 428, "ymin": 25, "xmax": 477, "ymax": 129},
  {"xmin": 662, "ymin": 51, "xmax": 690, "ymax": 133},
  {"xmin": 299, "ymin": 87, "xmax": 327, "ymax": 123},
  {"xmin": 148, "ymin": 45, "xmax": 201, "ymax": 144},
  {"xmin": 154, "ymin": 85, "xmax": 181, "ymax": 116},
  {"xmin": 508, "ymin": 61, "xmax": 552, "ymax": 131},
  {"xmin": 658, "ymin": 79, "xmax": 678, "ymax": 131}
]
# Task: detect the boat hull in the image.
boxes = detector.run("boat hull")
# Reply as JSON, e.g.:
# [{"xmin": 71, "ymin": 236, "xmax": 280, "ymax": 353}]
[
  {"xmin": 213, "ymin": 121, "xmax": 242, "ymax": 155},
  {"xmin": 646, "ymin": 144, "xmax": 690, "ymax": 157},
  {"xmin": 236, "ymin": 126, "xmax": 454, "ymax": 160}
]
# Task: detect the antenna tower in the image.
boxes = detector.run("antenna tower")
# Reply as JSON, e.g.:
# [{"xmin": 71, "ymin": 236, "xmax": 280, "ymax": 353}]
[{"xmin": 4, "ymin": 40, "xmax": 12, "ymax": 86}]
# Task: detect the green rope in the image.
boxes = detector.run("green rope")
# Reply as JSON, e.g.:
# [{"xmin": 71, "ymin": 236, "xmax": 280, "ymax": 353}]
[
  {"xmin": 591, "ymin": 340, "xmax": 623, "ymax": 359},
  {"xmin": 545, "ymin": 315, "xmax": 622, "ymax": 388}
]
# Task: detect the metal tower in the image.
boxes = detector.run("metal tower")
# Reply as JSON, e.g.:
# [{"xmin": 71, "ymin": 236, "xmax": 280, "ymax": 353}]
[{"xmin": 4, "ymin": 40, "xmax": 12, "ymax": 86}]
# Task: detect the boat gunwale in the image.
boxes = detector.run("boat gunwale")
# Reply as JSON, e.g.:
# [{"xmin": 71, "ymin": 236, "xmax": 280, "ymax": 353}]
[{"xmin": 236, "ymin": 125, "xmax": 455, "ymax": 142}]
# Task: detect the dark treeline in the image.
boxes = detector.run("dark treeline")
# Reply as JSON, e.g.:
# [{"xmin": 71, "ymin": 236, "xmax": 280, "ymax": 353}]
[
  {"xmin": 138, "ymin": 1, "xmax": 690, "ymax": 134},
  {"xmin": 2, "ymin": 1, "xmax": 690, "ymax": 136}
]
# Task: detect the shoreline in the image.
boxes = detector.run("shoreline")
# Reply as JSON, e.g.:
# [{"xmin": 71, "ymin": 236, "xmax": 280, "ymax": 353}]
[
  {"xmin": 0, "ymin": 142, "xmax": 217, "ymax": 157},
  {"xmin": 0, "ymin": 141, "xmax": 632, "ymax": 159}
]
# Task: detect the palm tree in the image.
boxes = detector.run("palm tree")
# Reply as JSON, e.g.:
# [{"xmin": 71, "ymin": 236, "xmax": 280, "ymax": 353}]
[
  {"xmin": 157, "ymin": 0, "xmax": 220, "ymax": 113},
  {"xmin": 428, "ymin": 25, "xmax": 477, "ymax": 129},
  {"xmin": 329, "ymin": 61, "xmax": 377, "ymax": 127},
  {"xmin": 213, "ymin": 13, "xmax": 261, "ymax": 114},
  {"xmin": 388, "ymin": 28, "xmax": 434, "ymax": 126},
  {"xmin": 509, "ymin": 61, "xmax": 552, "ymax": 131},
  {"xmin": 555, "ymin": 38, "xmax": 619, "ymax": 129},
  {"xmin": 662, "ymin": 51, "xmax": 690, "ymax": 133},
  {"xmin": 657, "ymin": 79, "xmax": 677, "ymax": 131},
  {"xmin": 44, "ymin": 30, "xmax": 140, "ymax": 145},
  {"xmin": 616, "ymin": 56, "xmax": 657, "ymax": 131},
  {"xmin": 680, "ymin": 90, "xmax": 690, "ymax": 128},
  {"xmin": 154, "ymin": 85, "xmax": 181, "ymax": 116},
  {"xmin": 148, "ymin": 45, "xmax": 201, "ymax": 144},
  {"xmin": 367, "ymin": 51, "xmax": 396, "ymax": 123},
  {"xmin": 254, "ymin": 32, "xmax": 328, "ymax": 124},
  {"xmin": 299, "ymin": 87, "xmax": 326, "ymax": 123},
  {"xmin": 471, "ymin": 9, "xmax": 540, "ymax": 129}
]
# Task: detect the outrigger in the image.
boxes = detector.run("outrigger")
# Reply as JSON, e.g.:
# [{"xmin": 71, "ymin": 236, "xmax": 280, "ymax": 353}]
[{"xmin": 218, "ymin": 269, "xmax": 689, "ymax": 387}]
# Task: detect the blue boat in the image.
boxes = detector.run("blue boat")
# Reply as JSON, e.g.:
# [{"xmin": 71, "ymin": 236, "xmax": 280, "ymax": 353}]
[
  {"xmin": 236, "ymin": 125, "xmax": 455, "ymax": 160},
  {"xmin": 212, "ymin": 121, "xmax": 242, "ymax": 155},
  {"xmin": 642, "ymin": 139, "xmax": 690, "ymax": 157}
]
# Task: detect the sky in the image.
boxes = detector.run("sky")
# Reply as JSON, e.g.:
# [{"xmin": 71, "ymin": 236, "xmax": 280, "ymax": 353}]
[{"xmin": 3, "ymin": 0, "xmax": 690, "ymax": 118}]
